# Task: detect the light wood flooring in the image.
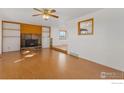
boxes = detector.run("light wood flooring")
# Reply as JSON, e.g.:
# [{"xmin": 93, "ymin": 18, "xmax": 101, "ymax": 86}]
[
  {"xmin": 0, "ymin": 49, "xmax": 123, "ymax": 79},
  {"xmin": 53, "ymin": 44, "xmax": 68, "ymax": 51}
]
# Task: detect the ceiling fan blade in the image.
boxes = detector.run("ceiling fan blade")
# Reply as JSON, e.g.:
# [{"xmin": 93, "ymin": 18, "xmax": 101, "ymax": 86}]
[
  {"xmin": 50, "ymin": 9, "xmax": 56, "ymax": 13},
  {"xmin": 33, "ymin": 8, "xmax": 42, "ymax": 12},
  {"xmin": 32, "ymin": 14, "xmax": 41, "ymax": 16},
  {"xmin": 48, "ymin": 14, "xmax": 59, "ymax": 18}
]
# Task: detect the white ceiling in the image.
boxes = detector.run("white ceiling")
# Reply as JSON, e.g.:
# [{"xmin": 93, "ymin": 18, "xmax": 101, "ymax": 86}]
[{"xmin": 0, "ymin": 8, "xmax": 102, "ymax": 27}]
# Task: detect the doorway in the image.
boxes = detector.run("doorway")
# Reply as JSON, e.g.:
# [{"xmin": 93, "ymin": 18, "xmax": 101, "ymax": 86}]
[
  {"xmin": 42, "ymin": 26, "xmax": 51, "ymax": 48},
  {"xmin": 51, "ymin": 29, "xmax": 68, "ymax": 54}
]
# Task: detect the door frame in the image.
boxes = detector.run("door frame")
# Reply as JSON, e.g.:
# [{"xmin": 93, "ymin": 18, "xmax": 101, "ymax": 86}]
[{"xmin": 42, "ymin": 26, "xmax": 52, "ymax": 48}]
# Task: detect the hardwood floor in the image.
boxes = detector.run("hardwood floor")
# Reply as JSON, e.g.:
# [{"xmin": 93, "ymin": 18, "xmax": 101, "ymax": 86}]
[
  {"xmin": 53, "ymin": 44, "xmax": 68, "ymax": 51},
  {"xmin": 52, "ymin": 44, "xmax": 68, "ymax": 54},
  {"xmin": 0, "ymin": 49, "xmax": 123, "ymax": 79}
]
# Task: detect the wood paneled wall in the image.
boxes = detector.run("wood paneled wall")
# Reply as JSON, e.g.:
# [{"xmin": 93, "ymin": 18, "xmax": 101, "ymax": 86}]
[{"xmin": 21, "ymin": 24, "xmax": 42, "ymax": 34}]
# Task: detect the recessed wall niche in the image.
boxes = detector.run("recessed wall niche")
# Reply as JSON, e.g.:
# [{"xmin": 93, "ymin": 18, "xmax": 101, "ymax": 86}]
[
  {"xmin": 21, "ymin": 34, "xmax": 41, "ymax": 48},
  {"xmin": 20, "ymin": 24, "xmax": 42, "ymax": 48}
]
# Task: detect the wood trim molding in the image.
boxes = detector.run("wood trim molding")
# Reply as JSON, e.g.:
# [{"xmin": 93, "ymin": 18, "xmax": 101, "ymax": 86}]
[
  {"xmin": 51, "ymin": 47, "xmax": 67, "ymax": 54},
  {"xmin": 3, "ymin": 28, "xmax": 20, "ymax": 31},
  {"xmin": 2, "ymin": 20, "xmax": 21, "ymax": 24},
  {"xmin": 2, "ymin": 20, "xmax": 42, "ymax": 26}
]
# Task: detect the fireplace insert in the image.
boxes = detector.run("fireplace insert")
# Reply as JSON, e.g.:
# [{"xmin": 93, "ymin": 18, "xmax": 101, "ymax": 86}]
[{"xmin": 25, "ymin": 39, "xmax": 38, "ymax": 47}]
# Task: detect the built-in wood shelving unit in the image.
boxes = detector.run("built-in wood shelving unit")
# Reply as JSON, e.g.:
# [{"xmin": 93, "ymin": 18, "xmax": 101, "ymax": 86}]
[{"xmin": 3, "ymin": 36, "xmax": 20, "ymax": 37}]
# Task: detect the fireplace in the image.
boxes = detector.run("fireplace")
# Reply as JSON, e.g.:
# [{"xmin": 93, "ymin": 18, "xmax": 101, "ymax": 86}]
[
  {"xmin": 21, "ymin": 34, "xmax": 41, "ymax": 48},
  {"xmin": 25, "ymin": 39, "xmax": 38, "ymax": 47}
]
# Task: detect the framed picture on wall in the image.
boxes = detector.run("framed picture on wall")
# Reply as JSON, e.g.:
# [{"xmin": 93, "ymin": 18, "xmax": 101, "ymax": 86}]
[{"xmin": 78, "ymin": 18, "xmax": 94, "ymax": 35}]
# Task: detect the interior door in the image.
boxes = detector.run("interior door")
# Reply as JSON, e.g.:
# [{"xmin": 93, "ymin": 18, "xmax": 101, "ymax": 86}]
[{"xmin": 42, "ymin": 26, "xmax": 51, "ymax": 48}]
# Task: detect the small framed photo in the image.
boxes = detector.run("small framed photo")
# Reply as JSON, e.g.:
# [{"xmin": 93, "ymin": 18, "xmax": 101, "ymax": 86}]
[{"xmin": 78, "ymin": 18, "xmax": 94, "ymax": 35}]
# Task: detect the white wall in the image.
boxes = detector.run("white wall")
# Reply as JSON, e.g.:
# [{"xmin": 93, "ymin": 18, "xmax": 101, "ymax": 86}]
[
  {"xmin": 0, "ymin": 20, "xmax": 2, "ymax": 54},
  {"xmin": 51, "ymin": 27, "xmax": 67, "ymax": 46},
  {"xmin": 67, "ymin": 9, "xmax": 124, "ymax": 71}
]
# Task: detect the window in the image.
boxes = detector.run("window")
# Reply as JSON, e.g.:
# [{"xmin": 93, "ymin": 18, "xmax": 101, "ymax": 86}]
[{"xmin": 59, "ymin": 31, "xmax": 66, "ymax": 40}]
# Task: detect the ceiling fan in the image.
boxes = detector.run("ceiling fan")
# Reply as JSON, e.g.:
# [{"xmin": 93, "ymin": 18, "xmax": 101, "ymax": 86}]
[{"xmin": 32, "ymin": 8, "xmax": 59, "ymax": 20}]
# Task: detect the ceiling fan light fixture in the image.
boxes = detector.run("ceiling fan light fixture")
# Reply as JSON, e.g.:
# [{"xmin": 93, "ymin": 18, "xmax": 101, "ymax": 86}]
[
  {"xmin": 33, "ymin": 8, "xmax": 59, "ymax": 20},
  {"xmin": 42, "ymin": 14, "xmax": 49, "ymax": 20}
]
